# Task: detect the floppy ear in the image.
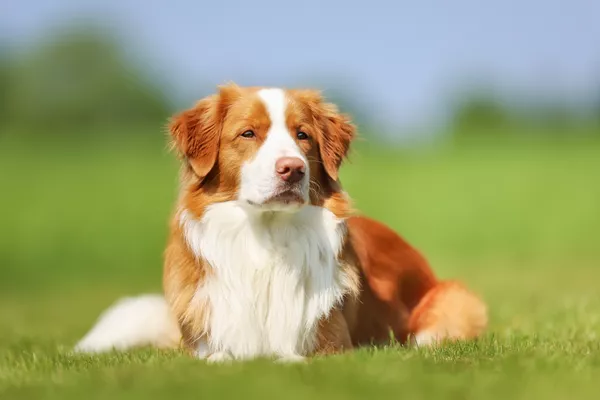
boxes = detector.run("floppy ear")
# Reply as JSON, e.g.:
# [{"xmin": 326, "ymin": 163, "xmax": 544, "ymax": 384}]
[
  {"xmin": 169, "ymin": 94, "xmax": 221, "ymax": 181},
  {"xmin": 291, "ymin": 89, "xmax": 356, "ymax": 182},
  {"xmin": 319, "ymin": 102, "xmax": 356, "ymax": 182},
  {"xmin": 169, "ymin": 84, "xmax": 244, "ymax": 181}
]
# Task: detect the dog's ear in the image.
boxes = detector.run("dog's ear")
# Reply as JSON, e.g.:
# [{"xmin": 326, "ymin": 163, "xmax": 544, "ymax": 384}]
[
  {"xmin": 169, "ymin": 84, "xmax": 242, "ymax": 181},
  {"xmin": 293, "ymin": 89, "xmax": 356, "ymax": 182},
  {"xmin": 319, "ymin": 102, "xmax": 356, "ymax": 182},
  {"xmin": 169, "ymin": 95, "xmax": 220, "ymax": 181}
]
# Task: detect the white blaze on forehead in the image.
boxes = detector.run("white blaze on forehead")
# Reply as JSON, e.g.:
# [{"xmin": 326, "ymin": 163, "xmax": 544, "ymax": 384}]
[
  {"xmin": 256, "ymin": 88, "xmax": 305, "ymax": 159},
  {"xmin": 238, "ymin": 88, "xmax": 309, "ymax": 207},
  {"xmin": 257, "ymin": 88, "xmax": 287, "ymax": 132}
]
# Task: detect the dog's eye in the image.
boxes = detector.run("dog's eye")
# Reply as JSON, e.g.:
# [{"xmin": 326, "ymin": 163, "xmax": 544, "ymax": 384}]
[
  {"xmin": 241, "ymin": 130, "xmax": 255, "ymax": 139},
  {"xmin": 296, "ymin": 131, "xmax": 309, "ymax": 140}
]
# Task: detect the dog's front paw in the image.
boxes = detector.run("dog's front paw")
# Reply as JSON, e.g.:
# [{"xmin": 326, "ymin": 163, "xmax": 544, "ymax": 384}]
[
  {"xmin": 275, "ymin": 354, "xmax": 306, "ymax": 364},
  {"xmin": 206, "ymin": 351, "xmax": 233, "ymax": 364}
]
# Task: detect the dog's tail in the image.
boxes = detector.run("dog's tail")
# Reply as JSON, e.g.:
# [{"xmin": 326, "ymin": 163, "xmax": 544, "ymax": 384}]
[
  {"xmin": 74, "ymin": 294, "xmax": 181, "ymax": 353},
  {"xmin": 408, "ymin": 281, "xmax": 488, "ymax": 346}
]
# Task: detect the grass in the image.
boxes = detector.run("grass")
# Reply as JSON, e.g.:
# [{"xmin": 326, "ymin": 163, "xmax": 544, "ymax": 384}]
[{"xmin": 1, "ymin": 132, "xmax": 600, "ymax": 399}]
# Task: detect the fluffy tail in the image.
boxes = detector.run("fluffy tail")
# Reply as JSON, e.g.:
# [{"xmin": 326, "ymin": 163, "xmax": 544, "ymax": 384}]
[
  {"xmin": 74, "ymin": 294, "xmax": 181, "ymax": 353},
  {"xmin": 408, "ymin": 281, "xmax": 488, "ymax": 346}
]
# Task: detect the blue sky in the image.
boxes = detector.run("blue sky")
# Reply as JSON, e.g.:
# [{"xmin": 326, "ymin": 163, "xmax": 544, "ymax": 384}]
[{"xmin": 2, "ymin": 0, "xmax": 599, "ymax": 133}]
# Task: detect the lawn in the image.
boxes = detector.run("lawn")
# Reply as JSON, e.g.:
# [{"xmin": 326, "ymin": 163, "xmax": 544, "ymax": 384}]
[{"xmin": 1, "ymin": 133, "xmax": 599, "ymax": 399}]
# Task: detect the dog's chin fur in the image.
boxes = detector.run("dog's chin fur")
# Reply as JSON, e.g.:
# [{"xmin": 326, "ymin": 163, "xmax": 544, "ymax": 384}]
[{"xmin": 245, "ymin": 189, "xmax": 307, "ymax": 213}]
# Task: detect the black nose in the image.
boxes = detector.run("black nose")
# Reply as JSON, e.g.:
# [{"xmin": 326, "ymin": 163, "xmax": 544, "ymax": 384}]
[{"xmin": 275, "ymin": 157, "xmax": 306, "ymax": 184}]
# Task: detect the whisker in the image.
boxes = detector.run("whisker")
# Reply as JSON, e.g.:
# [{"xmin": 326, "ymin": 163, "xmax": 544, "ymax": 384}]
[{"xmin": 306, "ymin": 156, "xmax": 326, "ymax": 166}]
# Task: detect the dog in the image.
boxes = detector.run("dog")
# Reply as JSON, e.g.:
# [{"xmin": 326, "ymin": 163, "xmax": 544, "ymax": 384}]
[{"xmin": 75, "ymin": 84, "xmax": 487, "ymax": 362}]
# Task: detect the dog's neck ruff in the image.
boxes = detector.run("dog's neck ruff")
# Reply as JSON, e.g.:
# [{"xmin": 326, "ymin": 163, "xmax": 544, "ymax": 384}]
[{"xmin": 179, "ymin": 201, "xmax": 351, "ymax": 359}]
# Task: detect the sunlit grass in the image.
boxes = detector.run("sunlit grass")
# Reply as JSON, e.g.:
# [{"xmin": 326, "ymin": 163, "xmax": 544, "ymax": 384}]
[{"xmin": 1, "ymin": 133, "xmax": 599, "ymax": 399}]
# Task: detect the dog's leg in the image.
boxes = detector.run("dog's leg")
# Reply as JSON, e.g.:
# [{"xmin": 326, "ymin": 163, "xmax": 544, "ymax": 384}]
[
  {"xmin": 313, "ymin": 308, "xmax": 353, "ymax": 356},
  {"xmin": 193, "ymin": 337, "xmax": 211, "ymax": 358},
  {"xmin": 187, "ymin": 335, "xmax": 235, "ymax": 364},
  {"xmin": 206, "ymin": 351, "xmax": 233, "ymax": 364}
]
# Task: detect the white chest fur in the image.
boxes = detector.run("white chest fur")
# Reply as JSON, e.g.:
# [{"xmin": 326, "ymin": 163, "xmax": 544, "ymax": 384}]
[{"xmin": 179, "ymin": 202, "xmax": 350, "ymax": 360}]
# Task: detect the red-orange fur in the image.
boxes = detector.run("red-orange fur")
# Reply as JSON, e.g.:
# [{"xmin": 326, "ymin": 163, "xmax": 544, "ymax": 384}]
[
  {"xmin": 346, "ymin": 217, "xmax": 487, "ymax": 346},
  {"xmin": 164, "ymin": 84, "xmax": 487, "ymax": 356},
  {"xmin": 408, "ymin": 281, "xmax": 488, "ymax": 342}
]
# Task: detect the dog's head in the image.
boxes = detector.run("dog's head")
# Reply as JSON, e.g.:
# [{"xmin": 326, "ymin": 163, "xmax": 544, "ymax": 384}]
[{"xmin": 169, "ymin": 83, "xmax": 355, "ymax": 213}]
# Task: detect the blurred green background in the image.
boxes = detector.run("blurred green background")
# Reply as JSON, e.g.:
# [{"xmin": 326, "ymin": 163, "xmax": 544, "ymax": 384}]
[{"xmin": 1, "ymin": 3, "xmax": 600, "ymax": 399}]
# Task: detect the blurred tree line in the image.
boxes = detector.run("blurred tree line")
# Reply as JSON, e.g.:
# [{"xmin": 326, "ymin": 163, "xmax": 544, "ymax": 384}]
[
  {"xmin": 450, "ymin": 88, "xmax": 600, "ymax": 137},
  {"xmin": 0, "ymin": 26, "xmax": 374, "ymax": 137},
  {"xmin": 1, "ymin": 25, "xmax": 598, "ymax": 138},
  {"xmin": 0, "ymin": 27, "xmax": 172, "ymax": 135}
]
